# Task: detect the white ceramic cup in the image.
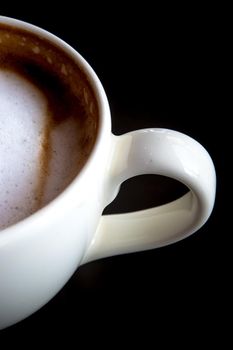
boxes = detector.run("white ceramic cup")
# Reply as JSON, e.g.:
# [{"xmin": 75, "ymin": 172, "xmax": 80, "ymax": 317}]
[{"xmin": 0, "ymin": 16, "xmax": 216, "ymax": 330}]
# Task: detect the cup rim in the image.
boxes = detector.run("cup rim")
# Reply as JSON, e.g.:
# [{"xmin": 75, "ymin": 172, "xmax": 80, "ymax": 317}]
[{"xmin": 0, "ymin": 16, "xmax": 111, "ymax": 239}]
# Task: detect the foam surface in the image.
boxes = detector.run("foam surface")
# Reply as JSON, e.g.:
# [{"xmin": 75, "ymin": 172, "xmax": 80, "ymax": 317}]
[
  {"xmin": 0, "ymin": 69, "xmax": 48, "ymax": 229},
  {"xmin": 0, "ymin": 69, "xmax": 84, "ymax": 230}
]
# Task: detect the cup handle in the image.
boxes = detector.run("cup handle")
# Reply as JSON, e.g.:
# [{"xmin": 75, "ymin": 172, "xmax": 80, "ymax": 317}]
[{"xmin": 82, "ymin": 129, "xmax": 216, "ymax": 264}]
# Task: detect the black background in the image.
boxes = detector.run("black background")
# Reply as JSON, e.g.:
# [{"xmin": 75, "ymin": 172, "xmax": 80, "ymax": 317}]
[{"xmin": 0, "ymin": 3, "xmax": 229, "ymax": 343}]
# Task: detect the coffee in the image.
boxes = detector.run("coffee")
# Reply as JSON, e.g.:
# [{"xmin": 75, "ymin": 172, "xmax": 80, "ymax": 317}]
[{"xmin": 0, "ymin": 23, "xmax": 98, "ymax": 230}]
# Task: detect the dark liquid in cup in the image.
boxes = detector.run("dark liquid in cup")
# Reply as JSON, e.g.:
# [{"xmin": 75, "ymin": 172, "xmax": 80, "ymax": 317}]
[{"xmin": 0, "ymin": 23, "xmax": 98, "ymax": 230}]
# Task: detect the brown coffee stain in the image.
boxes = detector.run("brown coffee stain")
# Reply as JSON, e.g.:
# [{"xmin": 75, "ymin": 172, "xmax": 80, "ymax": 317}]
[{"xmin": 35, "ymin": 110, "xmax": 53, "ymax": 209}]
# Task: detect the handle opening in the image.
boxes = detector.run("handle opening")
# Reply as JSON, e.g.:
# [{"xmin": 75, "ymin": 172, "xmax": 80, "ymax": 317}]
[{"xmin": 104, "ymin": 174, "xmax": 188, "ymax": 215}]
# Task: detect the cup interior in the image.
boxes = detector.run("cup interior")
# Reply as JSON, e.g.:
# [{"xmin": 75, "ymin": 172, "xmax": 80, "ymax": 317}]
[{"xmin": 0, "ymin": 19, "xmax": 100, "ymax": 229}]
